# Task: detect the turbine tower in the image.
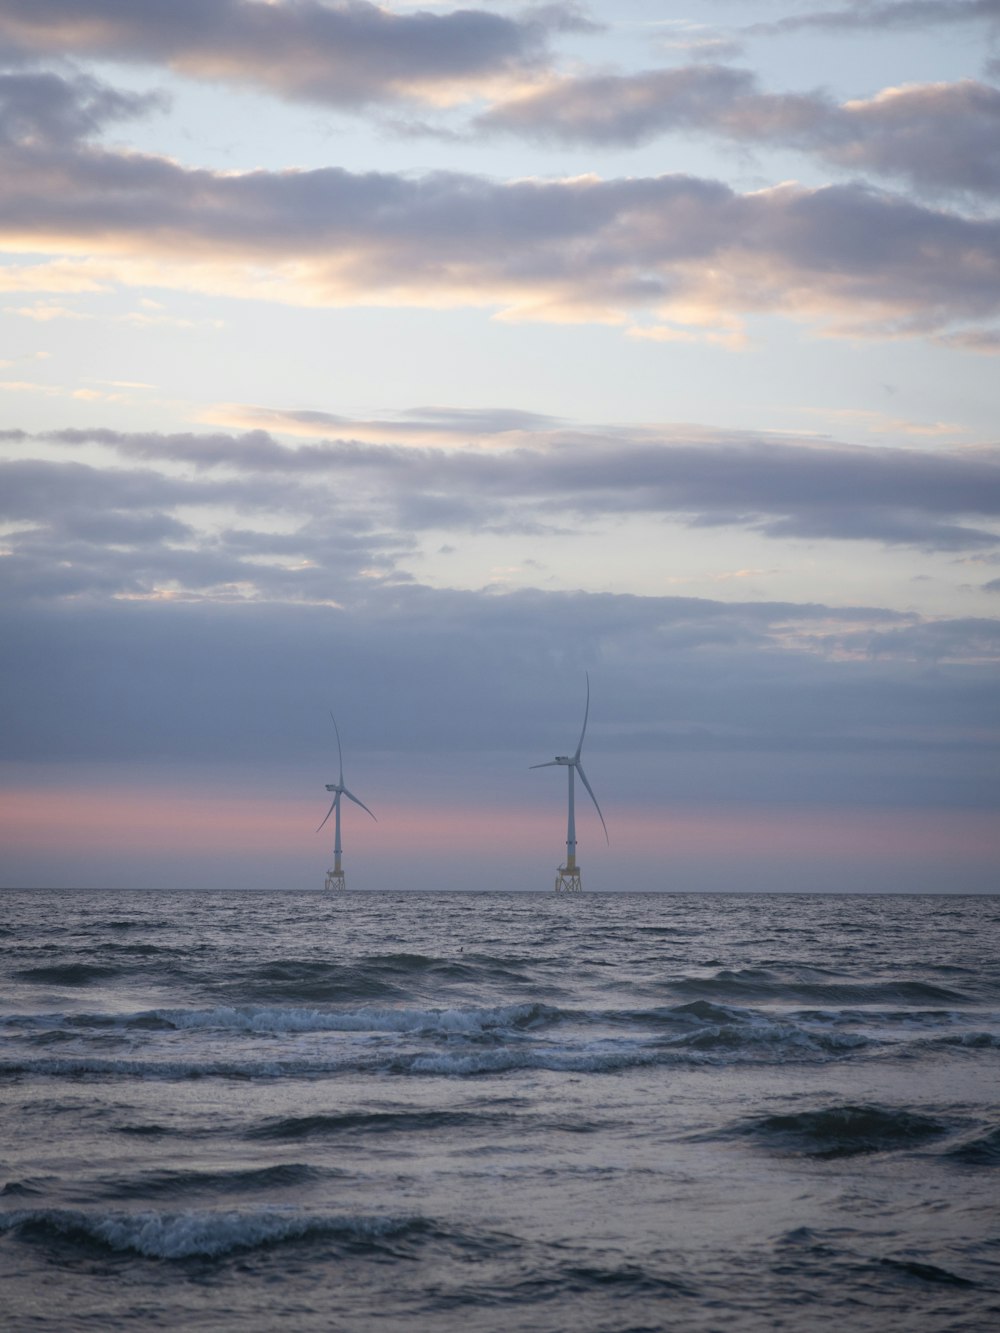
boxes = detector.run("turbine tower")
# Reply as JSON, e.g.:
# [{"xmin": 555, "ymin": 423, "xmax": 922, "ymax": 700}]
[
  {"xmin": 531, "ymin": 673, "xmax": 608, "ymax": 892},
  {"xmin": 317, "ymin": 712, "xmax": 376, "ymax": 891}
]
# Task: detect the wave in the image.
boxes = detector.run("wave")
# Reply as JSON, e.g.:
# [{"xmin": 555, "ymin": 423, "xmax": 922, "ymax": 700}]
[
  {"xmin": 0, "ymin": 1006, "xmax": 889, "ymax": 1082},
  {"xmin": 247, "ymin": 1109, "xmax": 498, "ymax": 1140},
  {"xmin": 0, "ymin": 1055, "xmax": 353, "ymax": 1081},
  {"xmin": 90, "ymin": 1163, "xmax": 333, "ymax": 1201},
  {"xmin": 658, "ymin": 1021, "xmax": 868, "ymax": 1058},
  {"xmin": 11, "ymin": 964, "xmax": 120, "ymax": 986},
  {"xmin": 208, "ymin": 951, "xmax": 538, "ymax": 1004},
  {"xmin": 395, "ymin": 1046, "xmax": 662, "ymax": 1076},
  {"xmin": 0, "ymin": 1206, "xmax": 428, "ymax": 1260},
  {"xmin": 670, "ymin": 970, "xmax": 973, "ymax": 1005},
  {"xmin": 787, "ymin": 1007, "xmax": 969, "ymax": 1028},
  {"xmin": 739, "ymin": 1103, "xmax": 949, "ymax": 1157},
  {"xmin": 236, "ymin": 958, "xmax": 408, "ymax": 1002},
  {"xmin": 428, "ymin": 1259, "xmax": 697, "ymax": 1311},
  {"xmin": 0, "ymin": 1000, "xmax": 565, "ymax": 1039},
  {"xmin": 615, "ymin": 1000, "xmax": 871, "ymax": 1057},
  {"xmin": 876, "ymin": 1257, "xmax": 978, "ymax": 1288},
  {"xmin": 944, "ymin": 1126, "xmax": 1000, "ymax": 1166},
  {"xmin": 916, "ymin": 1032, "xmax": 1000, "ymax": 1051},
  {"xmin": 1, "ymin": 1180, "xmax": 47, "ymax": 1198},
  {"xmin": 5, "ymin": 989, "xmax": 993, "ymax": 1084},
  {"xmin": 142, "ymin": 1000, "xmax": 561, "ymax": 1037},
  {"xmin": 776, "ymin": 1227, "xmax": 979, "ymax": 1290}
]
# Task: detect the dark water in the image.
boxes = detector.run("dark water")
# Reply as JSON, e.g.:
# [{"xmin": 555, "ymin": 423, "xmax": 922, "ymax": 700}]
[{"xmin": 1, "ymin": 889, "xmax": 998, "ymax": 1331}]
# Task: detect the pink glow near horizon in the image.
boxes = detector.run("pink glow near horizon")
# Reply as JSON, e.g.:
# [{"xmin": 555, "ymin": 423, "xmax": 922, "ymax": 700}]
[{"xmin": 1, "ymin": 786, "xmax": 997, "ymax": 868}]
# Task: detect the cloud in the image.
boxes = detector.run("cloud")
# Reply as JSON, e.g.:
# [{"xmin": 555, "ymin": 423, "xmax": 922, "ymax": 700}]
[
  {"xmin": 0, "ymin": 258, "xmax": 110, "ymax": 294},
  {"xmin": 201, "ymin": 403, "xmax": 563, "ymax": 445},
  {"xmin": 0, "ymin": 452, "xmax": 415, "ymax": 602},
  {"xmin": 479, "ymin": 66, "xmax": 1000, "ymax": 198},
  {"xmin": 0, "ymin": 0, "xmax": 569, "ymax": 109},
  {"xmin": 749, "ymin": 1, "xmax": 1000, "ymax": 36},
  {"xmin": 0, "ymin": 587, "xmax": 996, "ymax": 837},
  {"xmin": 479, "ymin": 64, "xmax": 814, "ymax": 146},
  {"xmin": 0, "ymin": 67, "xmax": 166, "ymax": 147},
  {"xmin": 4, "ymin": 423, "xmax": 997, "ymax": 605},
  {"xmin": 3, "ymin": 418, "xmax": 996, "ymax": 811},
  {"xmin": 828, "ymin": 80, "xmax": 1000, "ymax": 196},
  {"xmin": 3, "ymin": 82, "xmax": 999, "ymax": 344}
]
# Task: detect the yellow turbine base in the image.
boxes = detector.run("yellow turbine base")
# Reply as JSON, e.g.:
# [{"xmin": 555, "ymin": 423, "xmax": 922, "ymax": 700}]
[{"xmin": 554, "ymin": 865, "xmax": 582, "ymax": 893}]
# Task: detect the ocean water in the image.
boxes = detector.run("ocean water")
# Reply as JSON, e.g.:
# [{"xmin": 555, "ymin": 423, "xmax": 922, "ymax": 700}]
[{"xmin": 1, "ymin": 889, "xmax": 998, "ymax": 1332}]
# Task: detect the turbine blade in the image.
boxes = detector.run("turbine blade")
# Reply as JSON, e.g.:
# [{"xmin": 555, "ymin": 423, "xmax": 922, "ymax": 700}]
[
  {"xmin": 530, "ymin": 761, "xmax": 560, "ymax": 769},
  {"xmin": 574, "ymin": 672, "xmax": 591, "ymax": 762},
  {"xmin": 575, "ymin": 761, "xmax": 609, "ymax": 844},
  {"xmin": 316, "ymin": 796, "xmax": 338, "ymax": 833},
  {"xmin": 330, "ymin": 711, "xmax": 344, "ymax": 785},
  {"xmin": 343, "ymin": 787, "xmax": 377, "ymax": 822}
]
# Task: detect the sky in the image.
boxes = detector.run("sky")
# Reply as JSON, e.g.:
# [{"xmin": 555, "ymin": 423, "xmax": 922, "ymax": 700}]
[{"xmin": 1, "ymin": 0, "xmax": 998, "ymax": 893}]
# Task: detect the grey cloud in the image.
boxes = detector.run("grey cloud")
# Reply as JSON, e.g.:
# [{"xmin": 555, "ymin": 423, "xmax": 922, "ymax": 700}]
[
  {"xmin": 0, "ymin": 589, "xmax": 996, "ymax": 837},
  {"xmin": 478, "ymin": 65, "xmax": 819, "ymax": 146},
  {"xmin": 0, "ymin": 67, "xmax": 166, "ymax": 146},
  {"xmin": 755, "ymin": 511, "xmax": 1000, "ymax": 552},
  {"xmin": 939, "ymin": 328, "xmax": 1000, "ymax": 352},
  {"xmin": 0, "ymin": 455, "xmax": 413, "ymax": 603},
  {"xmin": 819, "ymin": 80, "xmax": 1000, "ymax": 197},
  {"xmin": 854, "ymin": 615, "xmax": 1000, "ymax": 660},
  {"xmin": 3, "ymin": 116, "xmax": 999, "ymax": 339},
  {"xmin": 480, "ymin": 66, "xmax": 1000, "ymax": 198},
  {"xmin": 35, "ymin": 426, "xmax": 1000, "ymax": 555},
  {"xmin": 46, "ymin": 428, "xmax": 341, "ymax": 474},
  {"xmin": 354, "ymin": 405, "xmax": 562, "ymax": 435},
  {"xmin": 0, "ymin": 0, "xmax": 555, "ymax": 108},
  {"xmin": 0, "ymin": 455, "xmax": 285, "ymax": 518},
  {"xmin": 750, "ymin": 0, "xmax": 1000, "ymax": 35},
  {"xmin": 212, "ymin": 406, "xmax": 564, "ymax": 442}
]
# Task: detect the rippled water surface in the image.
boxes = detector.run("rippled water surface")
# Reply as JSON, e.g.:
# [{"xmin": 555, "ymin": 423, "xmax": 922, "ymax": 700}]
[{"xmin": 1, "ymin": 889, "xmax": 998, "ymax": 1331}]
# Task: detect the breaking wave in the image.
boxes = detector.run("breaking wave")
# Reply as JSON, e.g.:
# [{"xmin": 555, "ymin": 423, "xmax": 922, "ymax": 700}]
[{"xmin": 0, "ymin": 1207, "xmax": 429, "ymax": 1260}]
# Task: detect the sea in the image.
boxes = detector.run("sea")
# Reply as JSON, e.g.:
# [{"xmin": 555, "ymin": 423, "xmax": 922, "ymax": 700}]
[{"xmin": 1, "ymin": 889, "xmax": 998, "ymax": 1332}]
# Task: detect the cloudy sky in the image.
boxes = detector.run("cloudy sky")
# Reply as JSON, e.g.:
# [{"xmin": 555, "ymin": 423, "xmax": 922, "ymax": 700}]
[{"xmin": 1, "ymin": 0, "xmax": 998, "ymax": 893}]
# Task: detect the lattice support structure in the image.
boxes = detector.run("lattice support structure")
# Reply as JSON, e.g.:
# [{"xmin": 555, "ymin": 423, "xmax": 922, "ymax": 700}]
[
  {"xmin": 554, "ymin": 864, "xmax": 583, "ymax": 892},
  {"xmin": 325, "ymin": 868, "xmax": 346, "ymax": 891}
]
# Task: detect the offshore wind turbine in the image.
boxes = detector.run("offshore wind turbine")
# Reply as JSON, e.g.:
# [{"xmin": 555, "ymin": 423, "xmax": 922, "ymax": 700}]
[
  {"xmin": 531, "ymin": 673, "xmax": 609, "ymax": 892},
  {"xmin": 317, "ymin": 712, "xmax": 376, "ymax": 891}
]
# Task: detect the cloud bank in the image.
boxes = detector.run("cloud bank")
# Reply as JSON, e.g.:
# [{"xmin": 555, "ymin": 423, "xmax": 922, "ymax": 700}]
[
  {"xmin": 749, "ymin": 0, "xmax": 1000, "ymax": 36},
  {"xmin": 481, "ymin": 67, "xmax": 1000, "ymax": 199},
  {"xmin": 2, "ymin": 70, "xmax": 999, "ymax": 344},
  {"xmin": 0, "ymin": 0, "xmax": 580, "ymax": 108},
  {"xmin": 2, "ymin": 423, "xmax": 998, "ymax": 612}
]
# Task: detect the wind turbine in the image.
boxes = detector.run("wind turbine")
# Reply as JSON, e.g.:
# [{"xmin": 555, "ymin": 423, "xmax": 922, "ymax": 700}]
[
  {"xmin": 531, "ymin": 673, "xmax": 608, "ymax": 892},
  {"xmin": 317, "ymin": 712, "xmax": 376, "ymax": 891}
]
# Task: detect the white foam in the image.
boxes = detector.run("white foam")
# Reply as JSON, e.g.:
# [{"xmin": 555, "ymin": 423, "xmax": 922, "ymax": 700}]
[
  {"xmin": 146, "ymin": 1001, "xmax": 558, "ymax": 1037},
  {"xmin": 404, "ymin": 1042, "xmax": 662, "ymax": 1076},
  {"xmin": 0, "ymin": 1207, "xmax": 420, "ymax": 1259}
]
